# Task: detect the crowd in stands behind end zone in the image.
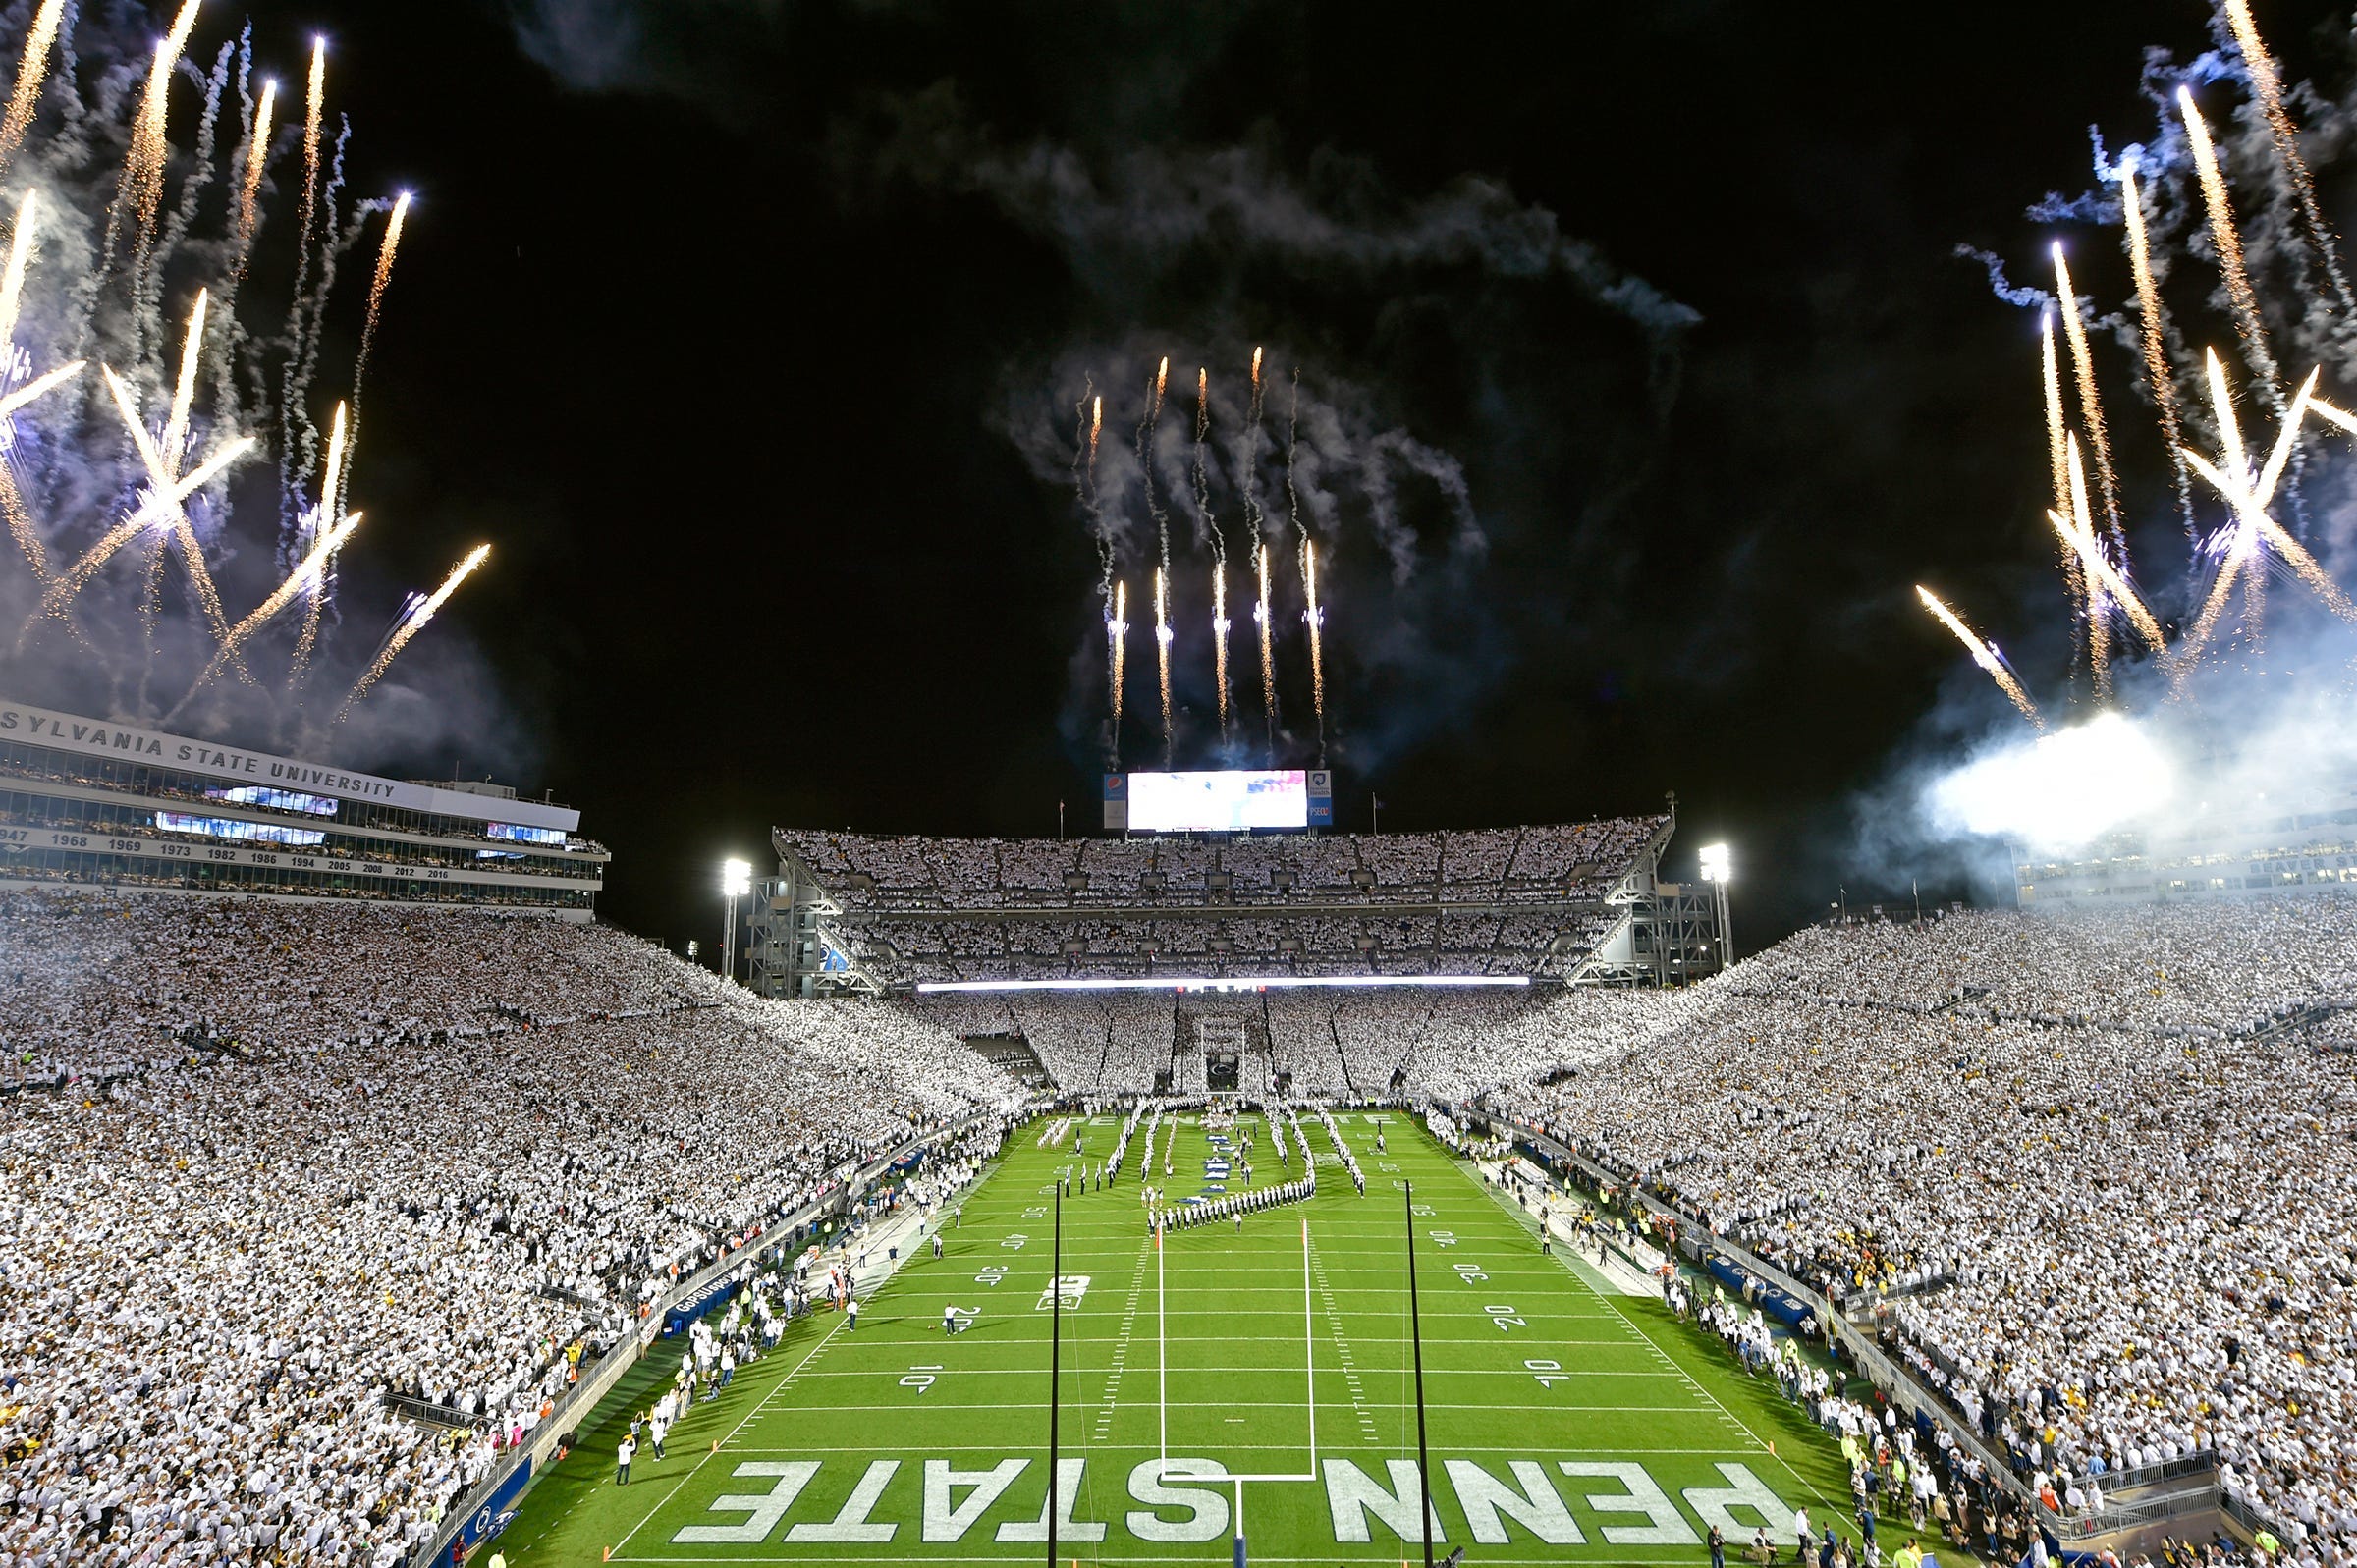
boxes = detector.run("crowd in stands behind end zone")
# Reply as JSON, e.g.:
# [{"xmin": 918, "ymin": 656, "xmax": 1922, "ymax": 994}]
[
  {"xmin": 776, "ymin": 818, "xmax": 1666, "ymax": 911},
  {"xmin": 1480, "ymin": 896, "xmax": 2357, "ymax": 1556},
  {"xmin": 0, "ymin": 891, "xmax": 1025, "ymax": 1568},
  {"xmin": 774, "ymin": 819, "xmax": 1661, "ymax": 985}
]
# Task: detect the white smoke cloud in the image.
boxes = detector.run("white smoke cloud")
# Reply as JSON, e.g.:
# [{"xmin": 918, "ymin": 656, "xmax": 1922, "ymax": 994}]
[{"xmin": 1926, "ymin": 709, "xmax": 2177, "ymax": 850}]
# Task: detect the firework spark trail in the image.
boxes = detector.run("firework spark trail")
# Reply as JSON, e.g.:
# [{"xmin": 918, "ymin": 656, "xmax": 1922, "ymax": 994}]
[
  {"xmin": 1139, "ymin": 358, "xmax": 1173, "ymax": 764},
  {"xmin": 0, "ymin": 359, "xmax": 84, "ymax": 424},
  {"xmin": 2040, "ymin": 313, "xmax": 2087, "ymax": 630},
  {"xmin": 2040, "ymin": 314, "xmax": 2068, "ymax": 514},
  {"xmin": 351, "ymin": 189, "xmax": 410, "ymax": 421},
  {"xmin": 0, "ymin": 466, "xmax": 46, "ymax": 584},
  {"xmin": 1285, "ymin": 368, "xmax": 1302, "ymax": 546},
  {"xmin": 2048, "ymin": 507, "xmax": 2166, "ymax": 650},
  {"xmin": 282, "ymin": 125, "xmax": 358, "ymax": 514},
  {"xmin": 232, "ymin": 75, "xmax": 276, "ymax": 277},
  {"xmin": 2119, "ymin": 161, "xmax": 2200, "ymax": 543},
  {"xmin": 290, "ymin": 402, "xmax": 349, "ymax": 681},
  {"xmin": 1136, "ymin": 357, "xmax": 1170, "ymax": 628},
  {"xmin": 292, "ymin": 38, "xmax": 326, "ymax": 310},
  {"xmin": 103, "ymin": 365, "xmax": 247, "ymax": 673},
  {"xmin": 336, "ymin": 544, "xmax": 489, "ymax": 721},
  {"xmin": 1211, "ymin": 559, "xmax": 1230, "ymax": 741},
  {"xmin": 2064, "ymin": 433, "xmax": 2112, "ymax": 696},
  {"xmin": 0, "ymin": 326, "xmax": 92, "ymax": 596},
  {"xmin": 2184, "ymin": 530, "xmax": 2255, "ymax": 659},
  {"xmin": 2180, "ymin": 87, "xmax": 2286, "ymax": 406},
  {"xmin": 2173, "ymin": 351, "xmax": 2326, "ymax": 665},
  {"xmin": 0, "ymin": 189, "xmax": 38, "ymax": 349},
  {"xmin": 1192, "ymin": 367, "xmax": 1229, "ymax": 741},
  {"xmin": 2183, "ymin": 446, "xmax": 2356, "ymax": 618},
  {"xmin": 1302, "ymin": 536, "xmax": 1326, "ymax": 761},
  {"xmin": 1254, "ymin": 538, "xmax": 1277, "ymax": 759},
  {"xmin": 1108, "ymin": 577, "xmax": 1127, "ymax": 755},
  {"xmin": 1238, "ymin": 347, "xmax": 1266, "ymax": 550},
  {"xmin": 1154, "ymin": 566, "xmax": 1173, "ymax": 768},
  {"xmin": 2052, "ymin": 245, "xmax": 2124, "ymax": 553},
  {"xmin": 151, "ymin": 42, "xmax": 232, "ymax": 298},
  {"xmin": 112, "ymin": 0, "xmax": 203, "ymax": 263},
  {"xmin": 1241, "ymin": 348, "xmax": 1278, "ymax": 754},
  {"xmin": 1081, "ymin": 388, "xmax": 1118, "ymax": 733},
  {"xmin": 1071, "ymin": 380, "xmax": 1108, "ymax": 584},
  {"xmin": 177, "ymin": 509, "xmax": 362, "ymax": 708},
  {"xmin": 2221, "ymin": 0, "xmax": 2354, "ymax": 317},
  {"xmin": 0, "ymin": 0, "xmax": 64, "ymax": 174},
  {"xmin": 1087, "ymin": 392, "xmax": 1106, "ymax": 574},
  {"xmin": 276, "ymin": 41, "xmax": 331, "ymax": 534},
  {"xmin": 1287, "ymin": 368, "xmax": 1324, "ymax": 760},
  {"xmin": 1916, "ymin": 586, "xmax": 2043, "ymax": 729},
  {"xmin": 2196, "ymin": 370, "xmax": 2357, "ymax": 619},
  {"xmin": 24, "ymin": 435, "xmax": 255, "ymax": 637},
  {"xmin": 1192, "ymin": 368, "xmax": 1216, "ymax": 557},
  {"xmin": 161, "ymin": 289, "xmax": 208, "ymax": 469}
]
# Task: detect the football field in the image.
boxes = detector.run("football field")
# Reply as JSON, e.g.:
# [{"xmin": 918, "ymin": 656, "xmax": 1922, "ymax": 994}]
[{"xmin": 496, "ymin": 1111, "xmax": 1874, "ymax": 1565}]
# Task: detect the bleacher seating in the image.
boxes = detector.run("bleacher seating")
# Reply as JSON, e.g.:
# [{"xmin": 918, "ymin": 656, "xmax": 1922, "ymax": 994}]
[{"xmin": 775, "ymin": 817, "xmax": 1667, "ymax": 984}]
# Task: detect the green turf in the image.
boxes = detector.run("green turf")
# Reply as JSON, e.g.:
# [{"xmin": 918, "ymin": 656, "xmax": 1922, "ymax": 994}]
[{"xmin": 493, "ymin": 1112, "xmax": 1893, "ymax": 1565}]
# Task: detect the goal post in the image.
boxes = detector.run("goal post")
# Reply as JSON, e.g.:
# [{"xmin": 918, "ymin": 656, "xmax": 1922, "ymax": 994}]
[
  {"xmin": 1153, "ymin": 1192, "xmax": 1325, "ymax": 1566},
  {"xmin": 1155, "ymin": 1205, "xmax": 1317, "ymax": 1483}
]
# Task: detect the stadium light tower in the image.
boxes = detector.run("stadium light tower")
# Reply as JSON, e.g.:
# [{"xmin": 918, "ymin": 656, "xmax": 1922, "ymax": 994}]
[
  {"xmin": 720, "ymin": 857, "xmax": 752, "ymax": 984},
  {"xmin": 1698, "ymin": 842, "xmax": 1733, "ymax": 968}
]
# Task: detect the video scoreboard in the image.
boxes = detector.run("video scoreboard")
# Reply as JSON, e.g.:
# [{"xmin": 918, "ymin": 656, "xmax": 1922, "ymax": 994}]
[{"xmin": 1103, "ymin": 769, "xmax": 1335, "ymax": 833}]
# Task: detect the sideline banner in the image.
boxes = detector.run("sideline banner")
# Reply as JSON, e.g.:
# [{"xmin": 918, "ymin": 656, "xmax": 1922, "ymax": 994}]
[
  {"xmin": 460, "ymin": 1458, "xmax": 532, "ymax": 1546},
  {"xmin": 1701, "ymin": 1251, "xmax": 1814, "ymax": 1328},
  {"xmin": 662, "ymin": 1276, "xmax": 740, "ymax": 1338}
]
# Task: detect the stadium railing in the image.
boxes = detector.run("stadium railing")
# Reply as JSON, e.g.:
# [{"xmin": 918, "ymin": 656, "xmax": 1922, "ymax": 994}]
[
  {"xmin": 1491, "ymin": 1120, "xmax": 2294, "ymax": 1551},
  {"xmin": 1495, "ymin": 1125, "xmax": 2056, "ymax": 1519},
  {"xmin": 406, "ymin": 1109, "xmax": 999, "ymax": 1568}
]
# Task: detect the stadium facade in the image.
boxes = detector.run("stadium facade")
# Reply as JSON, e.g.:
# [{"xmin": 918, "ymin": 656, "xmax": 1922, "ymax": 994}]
[
  {"xmin": 2013, "ymin": 781, "xmax": 2357, "ymax": 906},
  {"xmin": 746, "ymin": 797, "xmax": 1724, "ymax": 998},
  {"xmin": 0, "ymin": 696, "xmax": 603, "ymax": 915}
]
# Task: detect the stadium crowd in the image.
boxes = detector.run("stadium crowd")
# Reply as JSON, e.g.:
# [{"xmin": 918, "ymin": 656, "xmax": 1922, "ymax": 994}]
[
  {"xmin": 1483, "ymin": 897, "xmax": 2357, "ymax": 1551},
  {"xmin": 774, "ymin": 820, "xmax": 1654, "ymax": 986},
  {"xmin": 11, "ymin": 870, "xmax": 2357, "ymax": 1560},
  {"xmin": 777, "ymin": 818, "xmax": 1663, "ymax": 909},
  {"xmin": 0, "ymin": 892, "xmax": 1024, "ymax": 1566}
]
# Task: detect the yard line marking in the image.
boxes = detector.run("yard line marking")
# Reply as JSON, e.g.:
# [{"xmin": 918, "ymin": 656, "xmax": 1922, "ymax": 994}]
[{"xmin": 611, "ymin": 1311, "xmax": 849, "ymax": 1553}]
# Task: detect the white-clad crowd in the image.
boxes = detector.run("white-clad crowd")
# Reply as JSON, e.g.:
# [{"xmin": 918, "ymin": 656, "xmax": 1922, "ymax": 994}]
[
  {"xmin": 1482, "ymin": 897, "xmax": 2357, "ymax": 1553},
  {"xmin": 0, "ymin": 892, "xmax": 1024, "ymax": 1567},
  {"xmin": 904, "ymin": 895, "xmax": 2357, "ymax": 1551},
  {"xmin": 775, "ymin": 819, "xmax": 1664, "ymax": 983},
  {"xmin": 905, "ymin": 983, "xmax": 1671, "ymax": 1105},
  {"xmin": 21, "ymin": 876, "xmax": 2351, "ymax": 1561}
]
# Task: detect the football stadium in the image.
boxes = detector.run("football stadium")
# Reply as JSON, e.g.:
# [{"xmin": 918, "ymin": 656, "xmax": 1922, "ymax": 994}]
[{"xmin": 4, "ymin": 2, "xmax": 2357, "ymax": 1567}]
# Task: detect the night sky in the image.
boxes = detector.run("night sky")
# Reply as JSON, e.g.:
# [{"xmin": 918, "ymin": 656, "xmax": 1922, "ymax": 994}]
[{"xmin": 26, "ymin": 0, "xmax": 2355, "ymax": 958}]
